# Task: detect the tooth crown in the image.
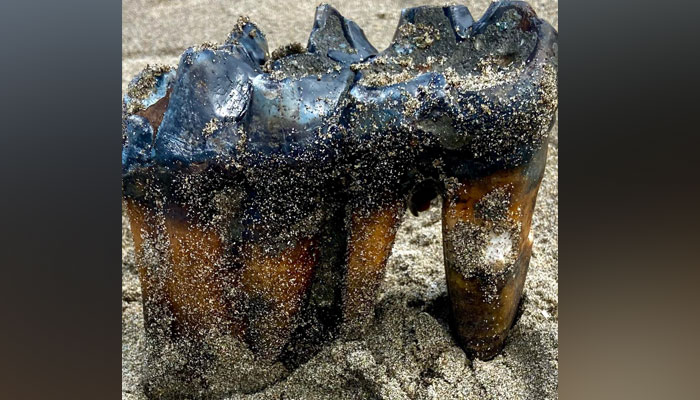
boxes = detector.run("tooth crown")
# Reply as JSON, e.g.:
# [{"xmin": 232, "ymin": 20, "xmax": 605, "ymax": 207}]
[
  {"xmin": 122, "ymin": 1, "xmax": 557, "ymax": 396},
  {"xmin": 122, "ymin": 0, "xmax": 557, "ymax": 184}
]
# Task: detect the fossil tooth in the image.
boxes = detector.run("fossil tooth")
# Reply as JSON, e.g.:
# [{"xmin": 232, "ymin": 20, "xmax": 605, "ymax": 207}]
[{"xmin": 122, "ymin": 1, "xmax": 557, "ymax": 395}]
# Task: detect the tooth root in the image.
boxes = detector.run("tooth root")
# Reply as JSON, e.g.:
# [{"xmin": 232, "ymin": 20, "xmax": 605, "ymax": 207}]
[
  {"xmin": 126, "ymin": 197, "xmax": 187, "ymax": 397},
  {"xmin": 240, "ymin": 238, "xmax": 318, "ymax": 360},
  {"xmin": 124, "ymin": 199, "xmax": 165, "ymax": 328},
  {"xmin": 342, "ymin": 201, "xmax": 403, "ymax": 337},
  {"xmin": 160, "ymin": 205, "xmax": 231, "ymax": 335},
  {"xmin": 442, "ymin": 149, "xmax": 546, "ymax": 359}
]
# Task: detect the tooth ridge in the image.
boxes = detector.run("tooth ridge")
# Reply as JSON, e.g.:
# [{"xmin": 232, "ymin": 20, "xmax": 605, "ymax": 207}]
[
  {"xmin": 307, "ymin": 4, "xmax": 377, "ymax": 63},
  {"xmin": 123, "ymin": 2, "xmax": 557, "ymax": 172}
]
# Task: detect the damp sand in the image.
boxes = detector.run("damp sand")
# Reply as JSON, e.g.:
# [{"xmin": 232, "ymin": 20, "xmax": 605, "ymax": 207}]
[{"xmin": 122, "ymin": 1, "xmax": 558, "ymax": 398}]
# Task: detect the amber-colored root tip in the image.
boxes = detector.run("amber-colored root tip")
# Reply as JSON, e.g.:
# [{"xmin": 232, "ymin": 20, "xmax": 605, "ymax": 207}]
[{"xmin": 441, "ymin": 160, "xmax": 544, "ymax": 359}]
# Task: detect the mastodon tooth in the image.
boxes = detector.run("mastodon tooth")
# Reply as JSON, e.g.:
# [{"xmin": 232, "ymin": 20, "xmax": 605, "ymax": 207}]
[{"xmin": 121, "ymin": 1, "xmax": 558, "ymax": 396}]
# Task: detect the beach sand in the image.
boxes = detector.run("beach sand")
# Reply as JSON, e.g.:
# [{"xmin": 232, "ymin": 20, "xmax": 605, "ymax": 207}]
[{"xmin": 122, "ymin": 1, "xmax": 558, "ymax": 398}]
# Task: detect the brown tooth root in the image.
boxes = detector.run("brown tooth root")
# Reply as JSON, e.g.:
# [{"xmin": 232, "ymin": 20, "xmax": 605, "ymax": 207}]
[
  {"xmin": 342, "ymin": 201, "xmax": 404, "ymax": 336},
  {"xmin": 124, "ymin": 200, "xmax": 154, "ymax": 301},
  {"xmin": 124, "ymin": 199, "xmax": 173, "ymax": 330},
  {"xmin": 442, "ymin": 156, "xmax": 546, "ymax": 360},
  {"xmin": 161, "ymin": 206, "xmax": 231, "ymax": 335},
  {"xmin": 240, "ymin": 238, "xmax": 318, "ymax": 360}
]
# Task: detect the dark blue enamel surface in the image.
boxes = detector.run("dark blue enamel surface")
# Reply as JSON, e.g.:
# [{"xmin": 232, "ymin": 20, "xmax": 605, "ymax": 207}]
[
  {"xmin": 122, "ymin": 115, "xmax": 154, "ymax": 175},
  {"xmin": 122, "ymin": 2, "xmax": 558, "ymax": 185},
  {"xmin": 154, "ymin": 48, "xmax": 255, "ymax": 167},
  {"xmin": 243, "ymin": 68, "xmax": 353, "ymax": 161},
  {"xmin": 307, "ymin": 4, "xmax": 378, "ymax": 64}
]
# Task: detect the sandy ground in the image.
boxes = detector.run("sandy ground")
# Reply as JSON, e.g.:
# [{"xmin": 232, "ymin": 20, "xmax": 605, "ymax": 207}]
[{"xmin": 122, "ymin": 1, "xmax": 558, "ymax": 398}]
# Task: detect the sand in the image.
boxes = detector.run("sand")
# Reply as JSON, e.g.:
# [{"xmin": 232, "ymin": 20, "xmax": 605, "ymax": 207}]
[{"xmin": 122, "ymin": 1, "xmax": 558, "ymax": 398}]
